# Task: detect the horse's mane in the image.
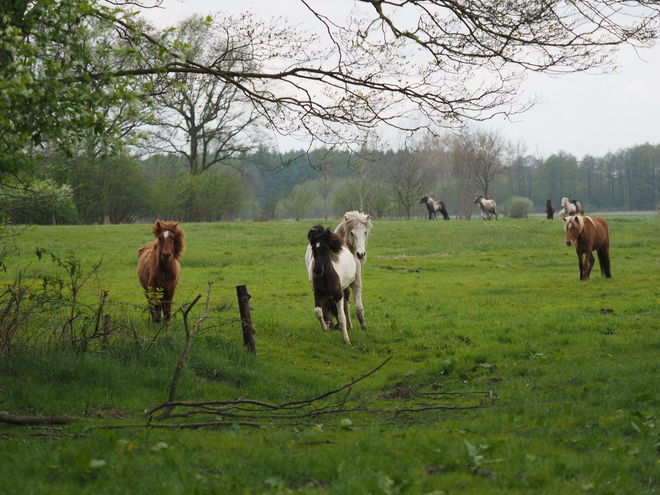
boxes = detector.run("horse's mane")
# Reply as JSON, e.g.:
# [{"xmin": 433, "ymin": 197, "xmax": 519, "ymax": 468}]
[
  {"xmin": 564, "ymin": 215, "xmax": 584, "ymax": 233},
  {"xmin": 339, "ymin": 211, "xmax": 372, "ymax": 235},
  {"xmin": 308, "ymin": 224, "xmax": 346, "ymax": 257},
  {"xmin": 152, "ymin": 220, "xmax": 185, "ymax": 258}
]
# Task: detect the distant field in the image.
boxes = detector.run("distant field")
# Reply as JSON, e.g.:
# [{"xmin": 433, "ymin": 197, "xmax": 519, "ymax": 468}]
[
  {"xmin": 1, "ymin": 217, "xmax": 659, "ymax": 494},
  {"xmin": 528, "ymin": 209, "xmax": 657, "ymax": 219}
]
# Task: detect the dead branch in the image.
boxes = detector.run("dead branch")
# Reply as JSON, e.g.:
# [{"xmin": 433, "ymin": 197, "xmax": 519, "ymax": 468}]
[
  {"xmin": 0, "ymin": 414, "xmax": 74, "ymax": 426},
  {"xmin": 155, "ymin": 286, "xmax": 211, "ymax": 421},
  {"xmin": 146, "ymin": 357, "xmax": 392, "ymax": 418}
]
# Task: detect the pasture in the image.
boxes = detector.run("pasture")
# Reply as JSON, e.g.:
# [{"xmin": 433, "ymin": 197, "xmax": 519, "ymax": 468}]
[{"xmin": 1, "ymin": 217, "xmax": 659, "ymax": 494}]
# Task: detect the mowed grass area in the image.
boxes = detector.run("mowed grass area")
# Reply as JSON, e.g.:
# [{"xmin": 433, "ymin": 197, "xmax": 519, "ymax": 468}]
[{"xmin": 1, "ymin": 217, "xmax": 659, "ymax": 494}]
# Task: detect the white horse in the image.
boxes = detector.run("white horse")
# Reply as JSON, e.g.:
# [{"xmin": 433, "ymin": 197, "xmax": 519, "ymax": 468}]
[
  {"xmin": 557, "ymin": 197, "xmax": 577, "ymax": 219},
  {"xmin": 334, "ymin": 211, "xmax": 372, "ymax": 333},
  {"xmin": 305, "ymin": 224, "xmax": 356, "ymax": 344},
  {"xmin": 474, "ymin": 195, "xmax": 498, "ymax": 220}
]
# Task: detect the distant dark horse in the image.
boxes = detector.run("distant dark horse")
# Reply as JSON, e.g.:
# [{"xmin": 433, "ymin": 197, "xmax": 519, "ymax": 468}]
[
  {"xmin": 419, "ymin": 195, "xmax": 449, "ymax": 220},
  {"xmin": 563, "ymin": 215, "xmax": 611, "ymax": 281},
  {"xmin": 305, "ymin": 224, "xmax": 356, "ymax": 344},
  {"xmin": 546, "ymin": 199, "xmax": 555, "ymax": 220},
  {"xmin": 137, "ymin": 220, "xmax": 185, "ymax": 322}
]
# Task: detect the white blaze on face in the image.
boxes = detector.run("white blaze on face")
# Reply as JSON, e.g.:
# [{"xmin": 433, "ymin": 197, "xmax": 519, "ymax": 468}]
[{"xmin": 163, "ymin": 231, "xmax": 170, "ymax": 238}]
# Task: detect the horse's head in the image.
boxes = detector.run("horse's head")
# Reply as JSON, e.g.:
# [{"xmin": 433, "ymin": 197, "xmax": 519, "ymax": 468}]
[
  {"xmin": 158, "ymin": 229, "xmax": 176, "ymax": 261},
  {"xmin": 152, "ymin": 220, "xmax": 184, "ymax": 262},
  {"xmin": 474, "ymin": 195, "xmax": 483, "ymax": 204},
  {"xmin": 342, "ymin": 212, "xmax": 371, "ymax": 261},
  {"xmin": 563, "ymin": 215, "xmax": 583, "ymax": 246},
  {"xmin": 308, "ymin": 224, "xmax": 346, "ymax": 277},
  {"xmin": 419, "ymin": 196, "xmax": 429, "ymax": 204}
]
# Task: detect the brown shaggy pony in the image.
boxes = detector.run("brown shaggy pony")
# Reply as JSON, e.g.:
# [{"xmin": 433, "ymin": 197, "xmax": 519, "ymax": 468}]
[
  {"xmin": 563, "ymin": 215, "xmax": 611, "ymax": 281},
  {"xmin": 137, "ymin": 220, "xmax": 185, "ymax": 322}
]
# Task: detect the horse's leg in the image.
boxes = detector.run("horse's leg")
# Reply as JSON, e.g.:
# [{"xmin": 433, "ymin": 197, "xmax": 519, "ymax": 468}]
[
  {"xmin": 343, "ymin": 287, "xmax": 353, "ymax": 330},
  {"xmin": 586, "ymin": 252, "xmax": 596, "ymax": 279},
  {"xmin": 146, "ymin": 288, "xmax": 161, "ymax": 323},
  {"xmin": 577, "ymin": 252, "xmax": 587, "ymax": 281},
  {"xmin": 597, "ymin": 246, "xmax": 612, "ymax": 278},
  {"xmin": 321, "ymin": 298, "xmax": 334, "ymax": 328},
  {"xmin": 161, "ymin": 287, "xmax": 174, "ymax": 323},
  {"xmin": 313, "ymin": 290, "xmax": 330, "ymax": 331},
  {"xmin": 352, "ymin": 263, "xmax": 367, "ymax": 333},
  {"xmin": 337, "ymin": 297, "xmax": 350, "ymax": 344}
]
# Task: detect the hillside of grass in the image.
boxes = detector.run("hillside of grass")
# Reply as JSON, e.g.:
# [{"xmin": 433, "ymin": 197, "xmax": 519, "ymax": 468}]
[{"xmin": 1, "ymin": 217, "xmax": 659, "ymax": 494}]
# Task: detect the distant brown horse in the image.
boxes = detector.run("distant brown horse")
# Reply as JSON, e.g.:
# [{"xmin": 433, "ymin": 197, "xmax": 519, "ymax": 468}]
[
  {"xmin": 563, "ymin": 215, "xmax": 611, "ymax": 281},
  {"xmin": 546, "ymin": 199, "xmax": 555, "ymax": 219},
  {"xmin": 137, "ymin": 220, "xmax": 185, "ymax": 322}
]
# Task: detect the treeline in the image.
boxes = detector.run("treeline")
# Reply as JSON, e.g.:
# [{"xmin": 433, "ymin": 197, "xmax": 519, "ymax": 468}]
[{"xmin": 2, "ymin": 136, "xmax": 659, "ymax": 224}]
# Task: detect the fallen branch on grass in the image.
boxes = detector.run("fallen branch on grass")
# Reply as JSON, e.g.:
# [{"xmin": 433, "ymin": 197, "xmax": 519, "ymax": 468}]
[
  {"xmin": 145, "ymin": 357, "xmax": 393, "ymax": 418},
  {"xmin": 0, "ymin": 414, "xmax": 74, "ymax": 426},
  {"xmin": 142, "ymin": 356, "xmax": 499, "ymax": 428}
]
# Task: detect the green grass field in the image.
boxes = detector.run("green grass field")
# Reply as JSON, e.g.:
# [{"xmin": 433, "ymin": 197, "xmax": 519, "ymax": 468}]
[{"xmin": 1, "ymin": 216, "xmax": 659, "ymax": 494}]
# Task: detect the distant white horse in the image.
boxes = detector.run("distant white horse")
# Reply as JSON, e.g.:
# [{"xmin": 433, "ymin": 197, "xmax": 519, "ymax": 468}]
[
  {"xmin": 305, "ymin": 224, "xmax": 356, "ymax": 344},
  {"xmin": 474, "ymin": 195, "xmax": 498, "ymax": 220},
  {"xmin": 334, "ymin": 211, "xmax": 372, "ymax": 333},
  {"xmin": 557, "ymin": 197, "xmax": 577, "ymax": 219}
]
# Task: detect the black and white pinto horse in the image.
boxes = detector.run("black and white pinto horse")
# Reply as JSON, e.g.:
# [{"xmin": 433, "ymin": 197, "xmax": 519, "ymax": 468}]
[
  {"xmin": 305, "ymin": 224, "xmax": 356, "ymax": 344},
  {"xmin": 474, "ymin": 195, "xmax": 498, "ymax": 220},
  {"xmin": 334, "ymin": 211, "xmax": 372, "ymax": 333},
  {"xmin": 419, "ymin": 195, "xmax": 449, "ymax": 220}
]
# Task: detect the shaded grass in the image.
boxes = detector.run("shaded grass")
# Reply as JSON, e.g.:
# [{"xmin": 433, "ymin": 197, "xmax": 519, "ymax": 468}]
[{"xmin": 1, "ymin": 217, "xmax": 660, "ymax": 494}]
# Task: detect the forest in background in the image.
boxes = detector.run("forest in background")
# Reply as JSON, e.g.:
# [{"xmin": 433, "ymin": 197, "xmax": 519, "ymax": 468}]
[
  {"xmin": 3, "ymin": 4, "xmax": 660, "ymax": 226},
  {"xmin": 2, "ymin": 133, "xmax": 659, "ymax": 225}
]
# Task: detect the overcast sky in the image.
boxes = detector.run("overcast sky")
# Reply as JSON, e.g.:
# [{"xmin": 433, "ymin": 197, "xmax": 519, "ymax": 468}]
[{"xmin": 138, "ymin": 0, "xmax": 660, "ymax": 160}]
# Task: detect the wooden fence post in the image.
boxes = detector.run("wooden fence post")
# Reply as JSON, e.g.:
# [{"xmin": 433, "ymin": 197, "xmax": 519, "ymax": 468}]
[{"xmin": 236, "ymin": 285, "xmax": 256, "ymax": 355}]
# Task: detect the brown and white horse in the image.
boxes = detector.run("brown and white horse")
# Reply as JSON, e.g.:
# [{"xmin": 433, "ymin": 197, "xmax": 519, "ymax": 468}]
[
  {"xmin": 419, "ymin": 195, "xmax": 450, "ymax": 220},
  {"xmin": 334, "ymin": 211, "xmax": 372, "ymax": 332},
  {"xmin": 563, "ymin": 215, "xmax": 611, "ymax": 281},
  {"xmin": 305, "ymin": 224, "xmax": 356, "ymax": 344},
  {"xmin": 137, "ymin": 220, "xmax": 185, "ymax": 322},
  {"xmin": 474, "ymin": 195, "xmax": 498, "ymax": 220}
]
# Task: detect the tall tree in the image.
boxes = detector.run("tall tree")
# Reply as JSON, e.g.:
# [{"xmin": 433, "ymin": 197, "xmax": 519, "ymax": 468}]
[
  {"xmin": 145, "ymin": 16, "xmax": 265, "ymax": 175},
  {"xmin": 3, "ymin": 0, "xmax": 660, "ymax": 174},
  {"xmin": 385, "ymin": 150, "xmax": 436, "ymax": 219}
]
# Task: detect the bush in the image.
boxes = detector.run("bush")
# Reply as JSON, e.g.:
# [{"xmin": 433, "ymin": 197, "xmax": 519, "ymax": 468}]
[
  {"xmin": 503, "ymin": 196, "xmax": 534, "ymax": 219},
  {"xmin": 0, "ymin": 178, "xmax": 80, "ymax": 225}
]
